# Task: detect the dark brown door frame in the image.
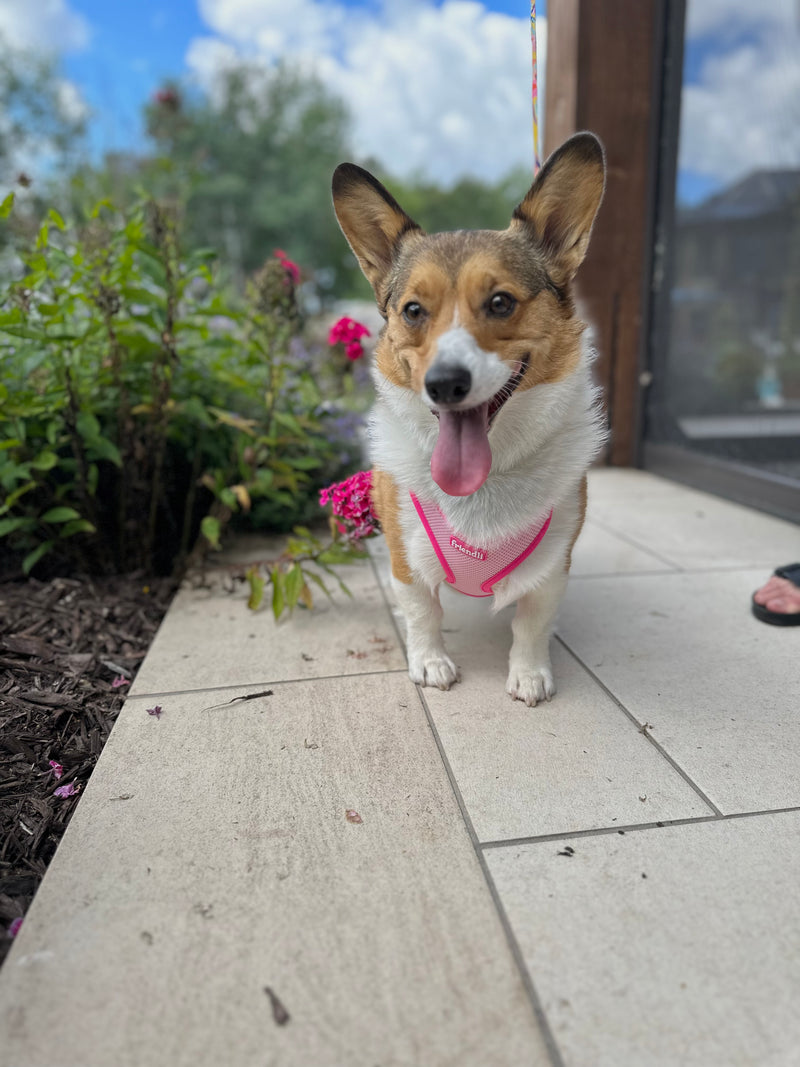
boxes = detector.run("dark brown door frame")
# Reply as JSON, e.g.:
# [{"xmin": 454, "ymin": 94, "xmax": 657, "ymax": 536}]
[{"xmin": 544, "ymin": 0, "xmax": 672, "ymax": 467}]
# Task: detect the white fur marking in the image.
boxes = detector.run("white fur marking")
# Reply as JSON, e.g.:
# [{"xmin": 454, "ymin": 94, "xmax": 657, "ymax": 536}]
[{"xmin": 424, "ymin": 327, "xmax": 509, "ymax": 409}]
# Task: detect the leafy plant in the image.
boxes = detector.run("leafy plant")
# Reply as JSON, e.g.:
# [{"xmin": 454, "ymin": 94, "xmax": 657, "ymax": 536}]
[{"xmin": 0, "ymin": 193, "xmax": 368, "ymax": 591}]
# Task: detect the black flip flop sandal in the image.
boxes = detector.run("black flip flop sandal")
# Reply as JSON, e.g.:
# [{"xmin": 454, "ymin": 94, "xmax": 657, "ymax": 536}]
[{"xmin": 751, "ymin": 562, "xmax": 800, "ymax": 627}]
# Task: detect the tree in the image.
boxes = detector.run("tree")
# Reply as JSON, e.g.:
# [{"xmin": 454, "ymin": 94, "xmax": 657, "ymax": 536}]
[
  {"xmin": 379, "ymin": 166, "xmax": 535, "ymax": 235},
  {"xmin": 0, "ymin": 38, "xmax": 85, "ymax": 189},
  {"xmin": 141, "ymin": 63, "xmax": 361, "ymax": 296}
]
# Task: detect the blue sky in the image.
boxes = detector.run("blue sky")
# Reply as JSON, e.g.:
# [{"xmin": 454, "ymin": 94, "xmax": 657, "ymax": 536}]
[
  {"xmin": 56, "ymin": 0, "xmax": 546, "ymax": 181},
  {"xmin": 61, "ymin": 0, "xmax": 205, "ymax": 154},
  {"xmin": 2, "ymin": 0, "xmax": 798, "ymax": 203}
]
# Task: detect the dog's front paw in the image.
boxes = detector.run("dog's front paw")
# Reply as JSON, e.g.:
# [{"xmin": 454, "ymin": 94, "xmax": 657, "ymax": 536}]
[
  {"xmin": 506, "ymin": 664, "xmax": 555, "ymax": 707},
  {"xmin": 408, "ymin": 652, "xmax": 460, "ymax": 690}
]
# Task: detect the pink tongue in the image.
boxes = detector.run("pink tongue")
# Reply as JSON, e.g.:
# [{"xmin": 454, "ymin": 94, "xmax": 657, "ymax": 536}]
[{"xmin": 430, "ymin": 403, "xmax": 492, "ymax": 496}]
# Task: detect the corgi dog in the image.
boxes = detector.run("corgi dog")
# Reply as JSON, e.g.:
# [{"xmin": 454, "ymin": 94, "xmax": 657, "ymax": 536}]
[{"xmin": 332, "ymin": 132, "xmax": 606, "ymax": 706}]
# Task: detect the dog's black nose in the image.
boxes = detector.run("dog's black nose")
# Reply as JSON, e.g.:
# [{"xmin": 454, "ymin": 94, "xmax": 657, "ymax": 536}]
[{"xmin": 425, "ymin": 366, "xmax": 472, "ymax": 405}]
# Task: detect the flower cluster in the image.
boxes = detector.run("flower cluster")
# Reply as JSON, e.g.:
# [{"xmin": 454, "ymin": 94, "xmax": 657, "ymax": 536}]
[
  {"xmin": 274, "ymin": 249, "xmax": 300, "ymax": 285},
  {"xmin": 328, "ymin": 316, "xmax": 371, "ymax": 361},
  {"xmin": 154, "ymin": 87, "xmax": 180, "ymax": 111},
  {"xmin": 319, "ymin": 470, "xmax": 380, "ymax": 541}
]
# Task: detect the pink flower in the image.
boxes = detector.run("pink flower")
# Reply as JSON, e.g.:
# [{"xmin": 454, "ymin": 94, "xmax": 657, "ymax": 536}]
[
  {"xmin": 274, "ymin": 249, "xmax": 300, "ymax": 284},
  {"xmin": 54, "ymin": 782, "xmax": 80, "ymax": 799},
  {"xmin": 146, "ymin": 705, "xmax": 163, "ymax": 718},
  {"xmin": 319, "ymin": 470, "xmax": 379, "ymax": 542},
  {"xmin": 111, "ymin": 675, "xmax": 129, "ymax": 688},
  {"xmin": 7, "ymin": 917, "xmax": 23, "ymax": 939},
  {"xmin": 328, "ymin": 316, "xmax": 370, "ymax": 357},
  {"xmin": 154, "ymin": 87, "xmax": 180, "ymax": 109},
  {"xmin": 48, "ymin": 760, "xmax": 64, "ymax": 779}
]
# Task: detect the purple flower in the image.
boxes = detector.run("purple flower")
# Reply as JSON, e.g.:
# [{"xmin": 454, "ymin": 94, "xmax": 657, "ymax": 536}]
[
  {"xmin": 146, "ymin": 705, "xmax": 163, "ymax": 718},
  {"xmin": 48, "ymin": 760, "xmax": 64, "ymax": 779},
  {"xmin": 111, "ymin": 676, "xmax": 129, "ymax": 689},
  {"xmin": 54, "ymin": 782, "xmax": 80, "ymax": 799},
  {"xmin": 7, "ymin": 917, "xmax": 23, "ymax": 939}
]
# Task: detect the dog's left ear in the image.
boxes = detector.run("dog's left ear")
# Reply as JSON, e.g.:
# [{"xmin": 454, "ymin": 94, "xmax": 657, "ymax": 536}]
[
  {"xmin": 332, "ymin": 163, "xmax": 422, "ymax": 302},
  {"xmin": 513, "ymin": 132, "xmax": 606, "ymax": 286}
]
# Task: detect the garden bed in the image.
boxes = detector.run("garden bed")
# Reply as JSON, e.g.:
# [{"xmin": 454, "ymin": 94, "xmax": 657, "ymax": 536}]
[{"xmin": 0, "ymin": 573, "xmax": 175, "ymax": 965}]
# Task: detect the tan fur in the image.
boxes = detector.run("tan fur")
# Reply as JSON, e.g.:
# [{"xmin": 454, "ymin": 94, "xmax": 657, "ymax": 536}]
[
  {"xmin": 564, "ymin": 476, "xmax": 588, "ymax": 573},
  {"xmin": 371, "ymin": 468, "xmax": 413, "ymax": 584},
  {"xmin": 376, "ymin": 252, "xmax": 586, "ymax": 398}
]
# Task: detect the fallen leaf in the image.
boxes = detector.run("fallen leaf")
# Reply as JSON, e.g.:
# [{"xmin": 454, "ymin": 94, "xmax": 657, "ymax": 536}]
[{"xmin": 264, "ymin": 986, "xmax": 290, "ymax": 1026}]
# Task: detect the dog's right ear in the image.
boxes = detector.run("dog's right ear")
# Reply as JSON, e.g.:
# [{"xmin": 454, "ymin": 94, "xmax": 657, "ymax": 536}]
[{"xmin": 332, "ymin": 164, "xmax": 422, "ymax": 301}]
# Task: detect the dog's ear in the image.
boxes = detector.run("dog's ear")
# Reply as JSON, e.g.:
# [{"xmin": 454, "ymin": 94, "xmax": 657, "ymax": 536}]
[
  {"xmin": 332, "ymin": 163, "xmax": 422, "ymax": 299},
  {"xmin": 513, "ymin": 132, "xmax": 605, "ymax": 286}
]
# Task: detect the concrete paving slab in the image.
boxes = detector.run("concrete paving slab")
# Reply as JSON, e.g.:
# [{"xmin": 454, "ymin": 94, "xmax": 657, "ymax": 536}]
[
  {"xmin": 558, "ymin": 568, "xmax": 800, "ymax": 813},
  {"xmin": 486, "ymin": 812, "xmax": 800, "ymax": 1067},
  {"xmin": 420, "ymin": 600, "xmax": 712, "ymax": 840},
  {"xmin": 570, "ymin": 519, "xmax": 677, "ymax": 578},
  {"xmin": 0, "ymin": 675, "xmax": 551, "ymax": 1067},
  {"xmin": 586, "ymin": 468, "xmax": 800, "ymax": 570},
  {"xmin": 130, "ymin": 559, "xmax": 405, "ymax": 697}
]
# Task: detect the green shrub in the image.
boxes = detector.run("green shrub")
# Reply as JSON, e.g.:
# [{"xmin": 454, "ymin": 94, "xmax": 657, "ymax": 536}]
[{"xmin": 0, "ymin": 191, "xmax": 367, "ymax": 588}]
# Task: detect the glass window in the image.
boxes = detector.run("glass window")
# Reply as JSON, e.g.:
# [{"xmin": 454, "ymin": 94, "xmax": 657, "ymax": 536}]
[{"xmin": 648, "ymin": 1, "xmax": 800, "ymax": 497}]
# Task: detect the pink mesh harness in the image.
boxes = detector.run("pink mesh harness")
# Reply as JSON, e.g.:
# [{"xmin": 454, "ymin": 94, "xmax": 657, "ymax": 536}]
[{"xmin": 410, "ymin": 492, "xmax": 552, "ymax": 598}]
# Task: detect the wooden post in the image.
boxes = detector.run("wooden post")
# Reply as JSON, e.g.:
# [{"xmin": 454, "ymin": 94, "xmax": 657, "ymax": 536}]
[{"xmin": 544, "ymin": 0, "xmax": 666, "ymax": 466}]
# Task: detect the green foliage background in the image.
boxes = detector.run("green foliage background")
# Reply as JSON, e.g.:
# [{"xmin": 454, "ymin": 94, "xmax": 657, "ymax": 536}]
[{"xmin": 0, "ymin": 39, "xmax": 531, "ymax": 592}]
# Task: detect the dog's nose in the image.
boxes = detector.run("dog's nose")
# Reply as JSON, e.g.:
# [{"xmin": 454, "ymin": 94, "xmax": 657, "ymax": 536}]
[{"xmin": 425, "ymin": 366, "xmax": 472, "ymax": 405}]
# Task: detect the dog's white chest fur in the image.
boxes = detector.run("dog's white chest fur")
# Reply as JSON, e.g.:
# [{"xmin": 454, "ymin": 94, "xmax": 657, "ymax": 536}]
[{"xmin": 369, "ymin": 333, "xmax": 604, "ymax": 609}]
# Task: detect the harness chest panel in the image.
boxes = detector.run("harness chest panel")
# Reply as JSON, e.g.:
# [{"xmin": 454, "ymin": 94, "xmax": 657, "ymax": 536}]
[{"xmin": 410, "ymin": 492, "xmax": 552, "ymax": 597}]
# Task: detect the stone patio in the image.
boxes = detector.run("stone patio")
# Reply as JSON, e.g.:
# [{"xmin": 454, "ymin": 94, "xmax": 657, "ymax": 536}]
[{"xmin": 1, "ymin": 468, "xmax": 799, "ymax": 1067}]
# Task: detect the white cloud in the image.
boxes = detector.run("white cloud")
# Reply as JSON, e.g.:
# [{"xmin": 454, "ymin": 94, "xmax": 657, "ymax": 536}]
[
  {"xmin": 55, "ymin": 78, "xmax": 90, "ymax": 123},
  {"xmin": 188, "ymin": 0, "xmax": 545, "ymax": 186},
  {"xmin": 681, "ymin": 0, "xmax": 800, "ymax": 185},
  {"xmin": 686, "ymin": 0, "xmax": 796, "ymax": 40},
  {"xmin": 0, "ymin": 0, "xmax": 90, "ymax": 53}
]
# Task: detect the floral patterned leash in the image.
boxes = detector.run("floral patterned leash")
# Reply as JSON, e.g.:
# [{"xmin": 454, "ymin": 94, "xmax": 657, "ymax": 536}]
[{"xmin": 531, "ymin": 0, "xmax": 541, "ymax": 174}]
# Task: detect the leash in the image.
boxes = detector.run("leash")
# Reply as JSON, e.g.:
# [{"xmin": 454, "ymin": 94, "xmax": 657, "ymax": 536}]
[{"xmin": 531, "ymin": 0, "xmax": 541, "ymax": 174}]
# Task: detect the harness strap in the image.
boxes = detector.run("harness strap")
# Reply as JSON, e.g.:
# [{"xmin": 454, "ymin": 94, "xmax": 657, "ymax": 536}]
[{"xmin": 410, "ymin": 493, "xmax": 552, "ymax": 597}]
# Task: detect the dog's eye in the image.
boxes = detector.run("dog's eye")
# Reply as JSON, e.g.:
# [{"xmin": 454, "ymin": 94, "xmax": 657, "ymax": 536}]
[
  {"xmin": 487, "ymin": 292, "xmax": 516, "ymax": 317},
  {"xmin": 402, "ymin": 301, "xmax": 425, "ymax": 324}
]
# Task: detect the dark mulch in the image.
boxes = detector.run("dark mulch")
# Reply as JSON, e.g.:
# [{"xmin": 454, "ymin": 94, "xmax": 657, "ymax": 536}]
[{"xmin": 0, "ymin": 573, "xmax": 175, "ymax": 966}]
